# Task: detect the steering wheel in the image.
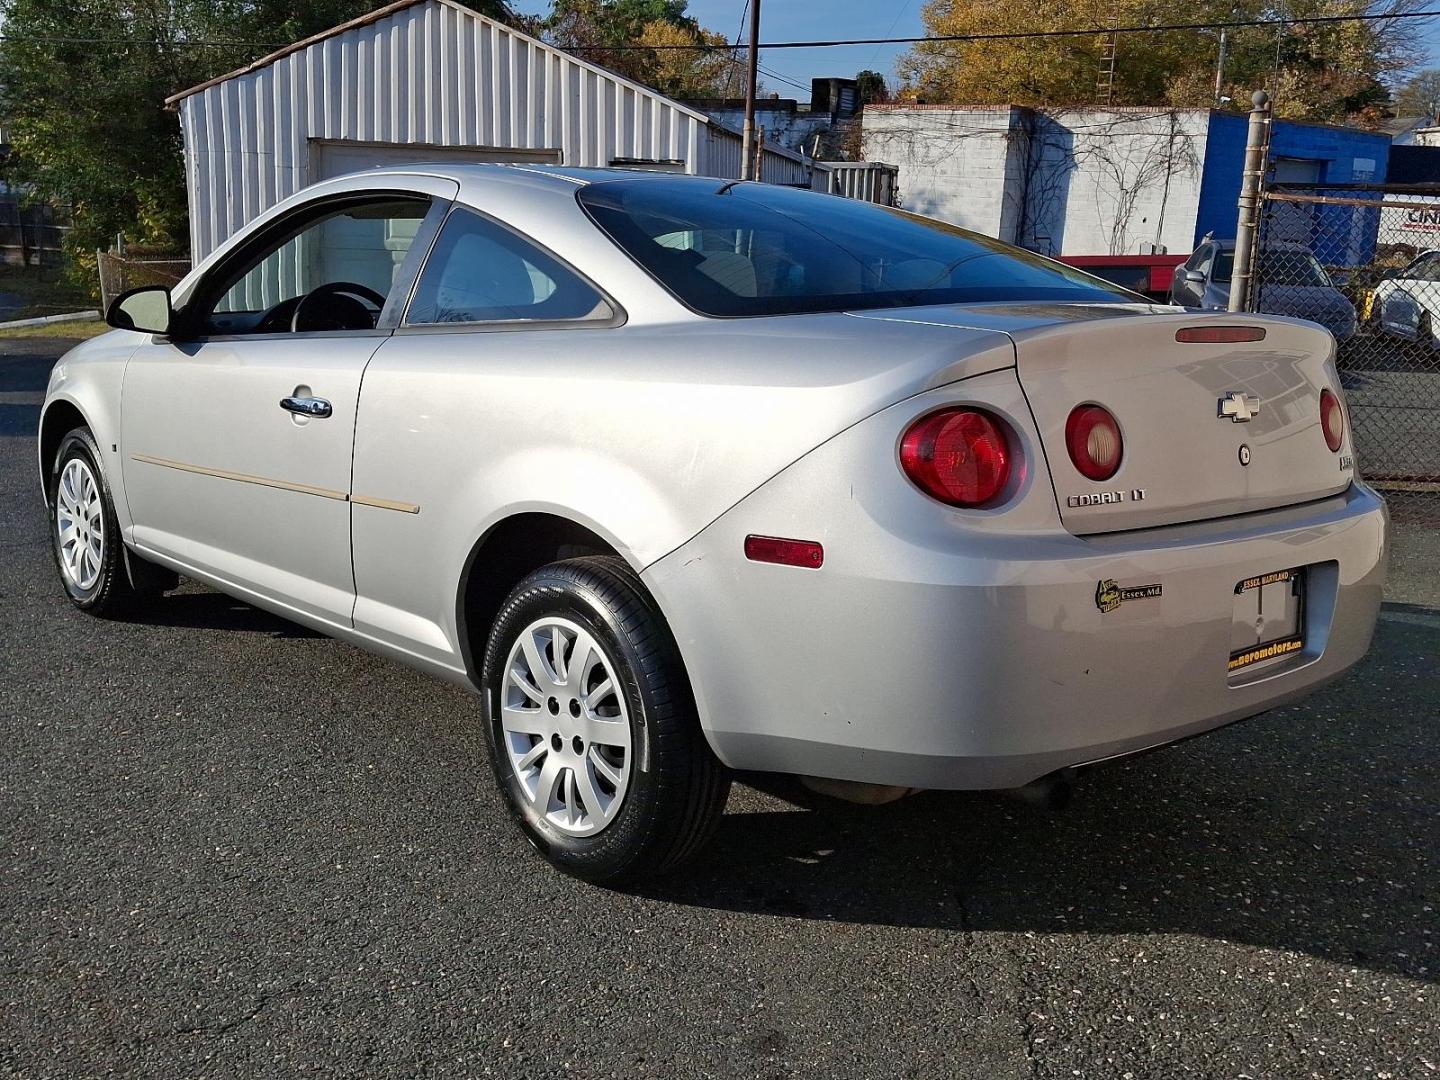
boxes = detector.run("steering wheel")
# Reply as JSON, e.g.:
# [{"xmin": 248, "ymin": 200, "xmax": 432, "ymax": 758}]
[{"xmin": 290, "ymin": 281, "xmax": 388, "ymax": 332}]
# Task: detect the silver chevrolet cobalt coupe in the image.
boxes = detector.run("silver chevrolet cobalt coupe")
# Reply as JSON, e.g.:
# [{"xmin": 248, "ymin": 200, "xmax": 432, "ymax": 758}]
[{"xmin": 42, "ymin": 166, "xmax": 1386, "ymax": 882}]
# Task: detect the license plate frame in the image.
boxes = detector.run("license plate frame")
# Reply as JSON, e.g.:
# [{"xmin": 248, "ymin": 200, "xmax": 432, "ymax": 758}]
[{"xmin": 1228, "ymin": 567, "xmax": 1307, "ymax": 674}]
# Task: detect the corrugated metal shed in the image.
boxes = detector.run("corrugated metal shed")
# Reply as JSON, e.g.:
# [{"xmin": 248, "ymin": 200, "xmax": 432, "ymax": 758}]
[{"xmin": 168, "ymin": 0, "xmax": 819, "ymax": 260}]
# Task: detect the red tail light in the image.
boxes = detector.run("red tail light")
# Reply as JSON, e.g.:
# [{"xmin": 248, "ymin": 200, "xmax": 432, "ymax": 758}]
[
  {"xmin": 899, "ymin": 408, "xmax": 1013, "ymax": 507},
  {"xmin": 1320, "ymin": 388, "xmax": 1345, "ymax": 452},
  {"xmin": 1065, "ymin": 404, "xmax": 1123, "ymax": 481}
]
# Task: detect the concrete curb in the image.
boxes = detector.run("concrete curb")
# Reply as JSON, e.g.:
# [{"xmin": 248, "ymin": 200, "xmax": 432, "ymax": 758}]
[{"xmin": 0, "ymin": 310, "xmax": 102, "ymax": 330}]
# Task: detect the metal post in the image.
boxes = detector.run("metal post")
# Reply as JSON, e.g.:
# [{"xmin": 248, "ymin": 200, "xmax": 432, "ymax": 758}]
[
  {"xmin": 739, "ymin": 0, "xmax": 761, "ymax": 181},
  {"xmin": 1213, "ymin": 29, "xmax": 1228, "ymax": 104},
  {"xmin": 1230, "ymin": 89, "xmax": 1271, "ymax": 313}
]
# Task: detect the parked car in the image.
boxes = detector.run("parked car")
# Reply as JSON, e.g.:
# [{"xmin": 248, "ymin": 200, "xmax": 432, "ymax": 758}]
[
  {"xmin": 1170, "ymin": 238, "xmax": 1357, "ymax": 341},
  {"xmin": 1058, "ymin": 254, "xmax": 1186, "ymax": 303},
  {"xmin": 42, "ymin": 168, "xmax": 1386, "ymax": 884},
  {"xmin": 1369, "ymin": 248, "xmax": 1440, "ymax": 347}
]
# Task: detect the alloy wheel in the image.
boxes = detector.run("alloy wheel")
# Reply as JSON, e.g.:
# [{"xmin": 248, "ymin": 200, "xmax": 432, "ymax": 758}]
[
  {"xmin": 500, "ymin": 616, "xmax": 632, "ymax": 837},
  {"xmin": 55, "ymin": 458, "xmax": 104, "ymax": 592}
]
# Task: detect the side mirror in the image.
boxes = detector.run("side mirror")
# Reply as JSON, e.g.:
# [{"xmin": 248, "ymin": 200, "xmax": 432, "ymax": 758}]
[
  {"xmin": 1184, "ymin": 269, "xmax": 1207, "ymax": 284},
  {"xmin": 106, "ymin": 285, "xmax": 174, "ymax": 334},
  {"xmin": 1381, "ymin": 268, "xmax": 1400, "ymax": 280}
]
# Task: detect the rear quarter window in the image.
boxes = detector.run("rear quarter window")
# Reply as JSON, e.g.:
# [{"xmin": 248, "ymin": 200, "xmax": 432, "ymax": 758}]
[{"xmin": 406, "ymin": 207, "xmax": 613, "ymax": 326}]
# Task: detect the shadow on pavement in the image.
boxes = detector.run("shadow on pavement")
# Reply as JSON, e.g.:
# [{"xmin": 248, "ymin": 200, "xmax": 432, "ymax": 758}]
[
  {"xmin": 641, "ymin": 617, "xmax": 1437, "ymax": 985},
  {"xmin": 117, "ymin": 589, "xmax": 323, "ymax": 638}
]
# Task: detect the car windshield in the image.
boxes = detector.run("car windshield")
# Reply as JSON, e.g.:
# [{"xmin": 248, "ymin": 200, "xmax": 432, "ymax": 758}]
[
  {"xmin": 577, "ymin": 178, "xmax": 1135, "ymax": 317},
  {"xmin": 1213, "ymin": 249, "xmax": 1330, "ymax": 288}
]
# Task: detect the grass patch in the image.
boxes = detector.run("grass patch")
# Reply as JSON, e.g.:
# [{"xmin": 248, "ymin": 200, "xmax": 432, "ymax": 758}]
[
  {"xmin": 0, "ymin": 266, "xmax": 95, "ymax": 320},
  {"xmin": 0, "ymin": 318, "xmax": 109, "ymax": 340}
]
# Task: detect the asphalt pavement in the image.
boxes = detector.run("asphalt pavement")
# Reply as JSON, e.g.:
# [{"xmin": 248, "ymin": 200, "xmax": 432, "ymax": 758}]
[{"xmin": 2, "ymin": 337, "xmax": 1437, "ymax": 1079}]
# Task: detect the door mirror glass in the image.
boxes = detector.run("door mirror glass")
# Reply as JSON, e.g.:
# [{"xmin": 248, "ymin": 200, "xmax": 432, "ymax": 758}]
[
  {"xmin": 107, "ymin": 286, "xmax": 173, "ymax": 334},
  {"xmin": 1184, "ymin": 269, "xmax": 1206, "ymax": 284}
]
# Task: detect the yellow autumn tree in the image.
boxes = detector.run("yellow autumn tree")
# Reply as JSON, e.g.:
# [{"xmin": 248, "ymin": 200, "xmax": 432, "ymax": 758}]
[
  {"xmin": 633, "ymin": 20, "xmax": 737, "ymax": 99},
  {"xmin": 898, "ymin": 0, "xmax": 1427, "ymax": 123}
]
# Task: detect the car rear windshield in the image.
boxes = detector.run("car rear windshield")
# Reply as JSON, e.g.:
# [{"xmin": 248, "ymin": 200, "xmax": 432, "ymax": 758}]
[{"xmin": 576, "ymin": 179, "xmax": 1135, "ymax": 317}]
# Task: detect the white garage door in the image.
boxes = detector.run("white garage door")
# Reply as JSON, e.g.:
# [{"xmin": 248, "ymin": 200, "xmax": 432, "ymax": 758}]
[{"xmin": 313, "ymin": 139, "xmax": 562, "ymax": 181}]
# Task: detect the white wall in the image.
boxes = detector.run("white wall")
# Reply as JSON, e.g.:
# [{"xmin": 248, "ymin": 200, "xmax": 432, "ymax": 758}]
[
  {"xmin": 706, "ymin": 104, "xmax": 832, "ymax": 156},
  {"xmin": 860, "ymin": 107, "xmax": 1023, "ymax": 240},
  {"xmin": 862, "ymin": 106, "xmax": 1208, "ymax": 256},
  {"xmin": 1023, "ymin": 109, "xmax": 1207, "ymax": 256}
]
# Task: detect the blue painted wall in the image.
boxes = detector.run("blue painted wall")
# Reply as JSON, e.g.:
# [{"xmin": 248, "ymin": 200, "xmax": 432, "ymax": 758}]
[{"xmin": 1195, "ymin": 110, "xmax": 1390, "ymax": 262}]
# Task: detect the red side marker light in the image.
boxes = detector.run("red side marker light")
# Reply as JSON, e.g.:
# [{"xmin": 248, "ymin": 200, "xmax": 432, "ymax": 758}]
[
  {"xmin": 744, "ymin": 534, "xmax": 824, "ymax": 569},
  {"xmin": 1175, "ymin": 326, "xmax": 1267, "ymax": 343}
]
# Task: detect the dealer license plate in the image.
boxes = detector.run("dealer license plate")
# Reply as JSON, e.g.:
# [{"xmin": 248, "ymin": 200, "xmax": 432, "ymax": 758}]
[{"xmin": 1229, "ymin": 567, "xmax": 1306, "ymax": 674}]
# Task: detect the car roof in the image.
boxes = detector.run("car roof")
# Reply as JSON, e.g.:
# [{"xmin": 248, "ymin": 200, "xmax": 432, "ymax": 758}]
[
  {"xmin": 1209, "ymin": 239, "xmax": 1314, "ymax": 254},
  {"xmin": 331, "ymin": 162, "xmax": 711, "ymax": 191}
]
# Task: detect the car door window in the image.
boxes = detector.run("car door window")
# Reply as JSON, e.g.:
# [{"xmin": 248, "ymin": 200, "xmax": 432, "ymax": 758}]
[
  {"xmin": 1191, "ymin": 245, "xmax": 1215, "ymax": 278},
  {"xmin": 405, "ymin": 208, "xmax": 613, "ymax": 326},
  {"xmin": 1411, "ymin": 254, "xmax": 1440, "ymax": 282},
  {"xmin": 195, "ymin": 196, "xmax": 433, "ymax": 336}
]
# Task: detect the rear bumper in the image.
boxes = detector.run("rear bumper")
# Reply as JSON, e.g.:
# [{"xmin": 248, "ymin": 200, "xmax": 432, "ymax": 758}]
[{"xmin": 644, "ymin": 471, "xmax": 1388, "ymax": 791}]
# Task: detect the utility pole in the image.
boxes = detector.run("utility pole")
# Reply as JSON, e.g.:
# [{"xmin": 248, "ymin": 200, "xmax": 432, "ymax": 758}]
[
  {"xmin": 1213, "ymin": 29, "xmax": 1229, "ymax": 104},
  {"xmin": 1230, "ymin": 89, "xmax": 1271, "ymax": 313},
  {"xmin": 740, "ymin": 0, "xmax": 761, "ymax": 181}
]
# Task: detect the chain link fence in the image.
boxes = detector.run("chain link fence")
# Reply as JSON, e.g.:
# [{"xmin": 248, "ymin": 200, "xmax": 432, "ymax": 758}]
[
  {"xmin": 1254, "ymin": 184, "xmax": 1440, "ymax": 523},
  {"xmin": 95, "ymin": 251, "xmax": 191, "ymax": 314}
]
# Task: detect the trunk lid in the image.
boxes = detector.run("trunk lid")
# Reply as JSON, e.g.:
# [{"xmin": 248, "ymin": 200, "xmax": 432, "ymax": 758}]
[
  {"xmin": 849, "ymin": 302, "xmax": 1353, "ymax": 534},
  {"xmin": 1007, "ymin": 306, "xmax": 1349, "ymax": 534}
]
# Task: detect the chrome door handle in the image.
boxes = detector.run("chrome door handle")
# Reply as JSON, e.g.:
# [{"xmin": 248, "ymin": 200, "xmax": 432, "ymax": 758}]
[{"xmin": 280, "ymin": 395, "xmax": 333, "ymax": 418}]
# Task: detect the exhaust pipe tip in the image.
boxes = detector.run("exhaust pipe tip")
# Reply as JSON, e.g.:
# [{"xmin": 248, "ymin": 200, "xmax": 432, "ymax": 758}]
[{"xmin": 1006, "ymin": 767, "xmax": 1076, "ymax": 811}]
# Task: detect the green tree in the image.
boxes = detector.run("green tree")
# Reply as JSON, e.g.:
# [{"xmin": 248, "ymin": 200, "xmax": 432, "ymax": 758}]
[
  {"xmin": 545, "ymin": 0, "xmax": 737, "ymax": 96},
  {"xmin": 0, "ymin": 0, "xmax": 514, "ymax": 270},
  {"xmin": 855, "ymin": 69, "xmax": 890, "ymax": 105}
]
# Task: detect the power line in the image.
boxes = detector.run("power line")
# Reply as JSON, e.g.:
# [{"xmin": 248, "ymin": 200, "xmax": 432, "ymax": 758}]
[
  {"xmin": 562, "ymin": 7, "xmax": 1440, "ymax": 50},
  {"xmin": 1, "ymin": 7, "xmax": 1434, "ymax": 51}
]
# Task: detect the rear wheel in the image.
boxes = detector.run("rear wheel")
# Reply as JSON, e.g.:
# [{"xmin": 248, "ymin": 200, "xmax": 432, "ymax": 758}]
[
  {"xmin": 480, "ymin": 556, "xmax": 729, "ymax": 884},
  {"xmin": 49, "ymin": 426, "xmax": 170, "ymax": 615}
]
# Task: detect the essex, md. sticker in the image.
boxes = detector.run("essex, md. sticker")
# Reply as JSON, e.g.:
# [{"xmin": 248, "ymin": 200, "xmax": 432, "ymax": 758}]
[{"xmin": 1095, "ymin": 579, "xmax": 1163, "ymax": 614}]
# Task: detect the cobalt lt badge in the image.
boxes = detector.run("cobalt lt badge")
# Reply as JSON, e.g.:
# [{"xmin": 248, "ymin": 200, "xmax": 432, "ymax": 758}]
[{"xmin": 1238, "ymin": 443, "xmax": 1251, "ymax": 466}]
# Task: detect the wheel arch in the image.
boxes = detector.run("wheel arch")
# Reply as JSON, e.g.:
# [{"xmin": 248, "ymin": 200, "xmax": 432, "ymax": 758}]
[
  {"xmin": 38, "ymin": 398, "xmax": 91, "ymax": 500},
  {"xmin": 455, "ymin": 510, "xmax": 647, "ymax": 687}
]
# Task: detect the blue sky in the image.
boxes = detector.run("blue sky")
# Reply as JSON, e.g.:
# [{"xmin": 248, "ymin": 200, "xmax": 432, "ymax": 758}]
[
  {"xmin": 512, "ymin": 2, "xmax": 1440, "ymax": 103},
  {"xmin": 510, "ymin": 0, "xmax": 926, "ymax": 96}
]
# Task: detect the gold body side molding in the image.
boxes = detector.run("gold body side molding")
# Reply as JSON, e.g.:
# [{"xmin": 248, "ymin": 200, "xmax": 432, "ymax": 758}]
[{"xmin": 130, "ymin": 453, "xmax": 419, "ymax": 514}]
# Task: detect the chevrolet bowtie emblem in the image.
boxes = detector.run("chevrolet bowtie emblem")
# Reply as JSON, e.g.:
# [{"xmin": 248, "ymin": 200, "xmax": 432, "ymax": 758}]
[{"xmin": 1218, "ymin": 391, "xmax": 1261, "ymax": 423}]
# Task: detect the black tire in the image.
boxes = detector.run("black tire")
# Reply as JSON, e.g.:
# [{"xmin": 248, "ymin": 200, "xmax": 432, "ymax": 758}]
[
  {"xmin": 480, "ymin": 556, "xmax": 729, "ymax": 884},
  {"xmin": 48, "ymin": 426, "xmax": 168, "ymax": 615}
]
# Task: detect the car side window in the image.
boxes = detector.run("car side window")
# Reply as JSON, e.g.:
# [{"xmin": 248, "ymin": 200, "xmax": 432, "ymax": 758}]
[
  {"xmin": 195, "ymin": 196, "xmax": 433, "ymax": 336},
  {"xmin": 1191, "ymin": 245, "xmax": 1215, "ymax": 277},
  {"xmin": 1412, "ymin": 254, "xmax": 1440, "ymax": 282},
  {"xmin": 406, "ymin": 208, "xmax": 612, "ymax": 326}
]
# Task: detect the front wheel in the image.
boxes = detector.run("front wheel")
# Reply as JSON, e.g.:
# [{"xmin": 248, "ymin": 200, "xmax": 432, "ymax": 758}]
[
  {"xmin": 480, "ymin": 556, "xmax": 729, "ymax": 884},
  {"xmin": 49, "ymin": 426, "xmax": 171, "ymax": 615}
]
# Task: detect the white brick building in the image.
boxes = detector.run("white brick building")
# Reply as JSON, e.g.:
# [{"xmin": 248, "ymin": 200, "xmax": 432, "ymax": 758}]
[{"xmin": 862, "ymin": 106, "xmax": 1209, "ymax": 256}]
